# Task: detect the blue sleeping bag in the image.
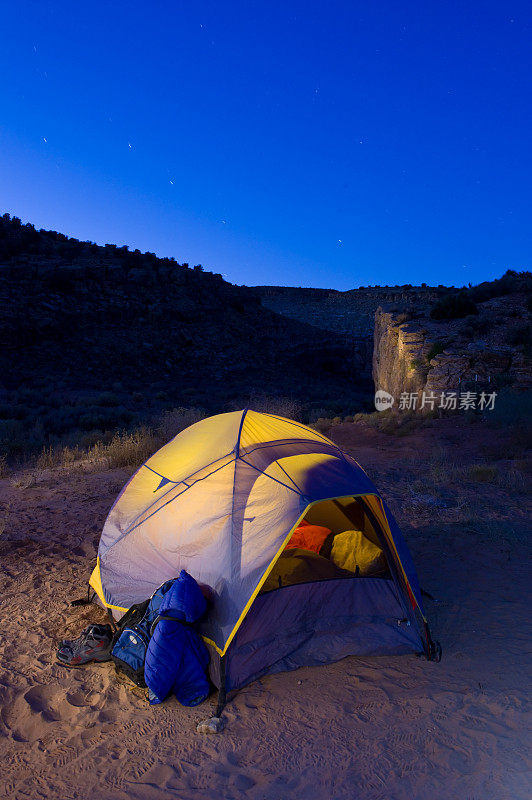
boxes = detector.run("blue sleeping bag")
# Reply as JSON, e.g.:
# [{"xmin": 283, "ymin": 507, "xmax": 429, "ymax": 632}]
[{"xmin": 144, "ymin": 570, "xmax": 211, "ymax": 706}]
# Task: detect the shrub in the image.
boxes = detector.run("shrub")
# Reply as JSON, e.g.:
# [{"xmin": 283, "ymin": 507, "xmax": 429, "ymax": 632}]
[
  {"xmin": 0, "ymin": 404, "xmax": 30, "ymax": 420},
  {"xmin": 486, "ymin": 388, "xmax": 532, "ymax": 428},
  {"xmin": 497, "ymin": 465, "xmax": 531, "ymax": 493},
  {"xmin": 395, "ymin": 313, "xmax": 411, "ymax": 324},
  {"xmin": 308, "ymin": 407, "xmax": 329, "ymax": 424},
  {"xmin": 469, "ymin": 464, "xmax": 498, "ymax": 483},
  {"xmin": 88, "ymin": 427, "xmax": 159, "ymax": 469},
  {"xmin": 467, "ymin": 315, "xmax": 491, "ymax": 334},
  {"xmin": 0, "ymin": 419, "xmax": 32, "ymax": 457},
  {"xmin": 505, "ymin": 323, "xmax": 531, "ymax": 349},
  {"xmin": 427, "ymin": 342, "xmax": 445, "ymax": 362},
  {"xmin": 231, "ymin": 394, "xmax": 304, "ymax": 422},
  {"xmin": 155, "ymin": 407, "xmax": 205, "ymax": 442},
  {"xmin": 97, "ymin": 392, "xmax": 120, "ymax": 407},
  {"xmin": 467, "ymin": 269, "xmax": 532, "ymax": 303},
  {"xmin": 10, "ymin": 472, "xmax": 38, "ymax": 489},
  {"xmin": 78, "ymin": 429, "xmax": 114, "ymax": 448},
  {"xmin": 430, "ymin": 293, "xmax": 478, "ymax": 320},
  {"xmin": 78, "ymin": 406, "xmax": 134, "ymax": 431},
  {"xmin": 311, "ymin": 417, "xmax": 333, "ymax": 434}
]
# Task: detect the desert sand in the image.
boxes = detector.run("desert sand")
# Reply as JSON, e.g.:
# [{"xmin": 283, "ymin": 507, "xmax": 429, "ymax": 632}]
[{"xmin": 0, "ymin": 417, "xmax": 530, "ymax": 800}]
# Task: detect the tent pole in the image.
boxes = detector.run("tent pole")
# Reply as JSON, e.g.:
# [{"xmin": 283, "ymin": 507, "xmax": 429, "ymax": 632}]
[{"xmin": 215, "ymin": 655, "xmax": 226, "ymax": 717}]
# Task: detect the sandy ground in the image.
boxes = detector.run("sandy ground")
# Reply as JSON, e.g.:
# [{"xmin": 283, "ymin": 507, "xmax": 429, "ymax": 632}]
[{"xmin": 0, "ymin": 417, "xmax": 530, "ymax": 800}]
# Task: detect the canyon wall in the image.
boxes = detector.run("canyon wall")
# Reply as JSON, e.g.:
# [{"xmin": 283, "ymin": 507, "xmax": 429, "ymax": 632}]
[
  {"xmin": 255, "ymin": 284, "xmax": 442, "ymax": 381},
  {"xmin": 372, "ymin": 310, "xmax": 431, "ymax": 398},
  {"xmin": 373, "ymin": 294, "xmax": 531, "ymax": 404}
]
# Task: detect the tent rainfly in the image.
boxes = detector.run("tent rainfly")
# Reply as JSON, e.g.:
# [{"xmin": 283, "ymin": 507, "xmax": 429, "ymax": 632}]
[{"xmin": 89, "ymin": 410, "xmax": 440, "ymax": 709}]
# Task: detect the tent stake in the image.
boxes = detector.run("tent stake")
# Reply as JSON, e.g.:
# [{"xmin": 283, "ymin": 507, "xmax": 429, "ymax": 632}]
[{"xmin": 215, "ymin": 655, "xmax": 227, "ymax": 717}]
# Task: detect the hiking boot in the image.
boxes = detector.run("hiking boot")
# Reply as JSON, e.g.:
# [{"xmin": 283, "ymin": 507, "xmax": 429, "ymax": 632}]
[
  {"xmin": 59, "ymin": 623, "xmax": 105, "ymax": 649},
  {"xmin": 57, "ymin": 624, "xmax": 113, "ymax": 667}
]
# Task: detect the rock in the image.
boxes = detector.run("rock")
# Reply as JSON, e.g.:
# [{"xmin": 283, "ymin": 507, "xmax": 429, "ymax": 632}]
[
  {"xmin": 196, "ymin": 716, "xmax": 225, "ymax": 734},
  {"xmin": 373, "ymin": 308, "xmax": 429, "ymax": 398},
  {"xmin": 373, "ymin": 294, "xmax": 532, "ymax": 404}
]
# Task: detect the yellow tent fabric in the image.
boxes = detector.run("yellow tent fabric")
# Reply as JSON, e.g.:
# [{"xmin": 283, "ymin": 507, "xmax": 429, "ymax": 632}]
[{"xmin": 89, "ymin": 409, "xmax": 425, "ymax": 656}]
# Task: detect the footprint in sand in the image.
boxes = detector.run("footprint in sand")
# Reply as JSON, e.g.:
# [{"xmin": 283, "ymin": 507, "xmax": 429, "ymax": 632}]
[
  {"xmin": 24, "ymin": 685, "xmax": 63, "ymax": 722},
  {"xmin": 4, "ymin": 681, "xmax": 101, "ymax": 742},
  {"xmin": 230, "ymin": 772, "xmax": 256, "ymax": 791},
  {"xmin": 49, "ymin": 742, "xmax": 78, "ymax": 768},
  {"xmin": 65, "ymin": 689, "xmax": 90, "ymax": 707},
  {"xmin": 98, "ymin": 708, "xmax": 118, "ymax": 724},
  {"xmin": 214, "ymin": 751, "xmax": 257, "ymax": 792},
  {"xmin": 2, "ymin": 685, "xmax": 61, "ymax": 742},
  {"xmin": 132, "ymin": 762, "xmax": 179, "ymax": 789}
]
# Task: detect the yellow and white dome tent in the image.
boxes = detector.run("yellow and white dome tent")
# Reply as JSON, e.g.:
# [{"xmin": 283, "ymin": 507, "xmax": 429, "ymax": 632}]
[{"xmin": 89, "ymin": 410, "xmax": 439, "ymax": 699}]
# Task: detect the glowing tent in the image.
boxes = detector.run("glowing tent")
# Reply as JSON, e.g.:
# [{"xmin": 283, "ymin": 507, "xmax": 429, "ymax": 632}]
[{"xmin": 89, "ymin": 410, "xmax": 439, "ymax": 702}]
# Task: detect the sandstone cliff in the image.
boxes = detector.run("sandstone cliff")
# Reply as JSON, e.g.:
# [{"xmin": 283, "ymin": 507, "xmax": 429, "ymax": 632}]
[{"xmin": 373, "ymin": 288, "xmax": 532, "ymax": 403}]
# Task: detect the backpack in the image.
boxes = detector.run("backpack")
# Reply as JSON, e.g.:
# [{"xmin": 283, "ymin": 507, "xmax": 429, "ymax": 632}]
[{"xmin": 111, "ymin": 579, "xmax": 176, "ymax": 687}]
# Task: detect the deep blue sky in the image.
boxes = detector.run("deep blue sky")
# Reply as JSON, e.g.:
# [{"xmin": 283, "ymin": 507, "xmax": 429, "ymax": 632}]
[{"xmin": 1, "ymin": 2, "xmax": 530, "ymax": 289}]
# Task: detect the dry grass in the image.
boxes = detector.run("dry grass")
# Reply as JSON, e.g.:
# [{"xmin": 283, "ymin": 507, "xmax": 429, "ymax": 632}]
[
  {"xmin": 468, "ymin": 464, "xmax": 498, "ymax": 483},
  {"xmin": 37, "ymin": 445, "xmax": 85, "ymax": 469},
  {"xmin": 88, "ymin": 427, "xmax": 160, "ymax": 469},
  {"xmin": 229, "ymin": 393, "xmax": 305, "ymax": 421},
  {"xmin": 461, "ymin": 514, "xmax": 526, "ymax": 545},
  {"xmin": 496, "ymin": 463, "xmax": 531, "ymax": 493},
  {"xmin": 31, "ymin": 407, "xmax": 207, "ymax": 475},
  {"xmin": 10, "ymin": 472, "xmax": 39, "ymax": 489},
  {"xmin": 155, "ymin": 407, "xmax": 205, "ymax": 442},
  {"xmin": 352, "ymin": 409, "xmax": 436, "ymax": 436},
  {"xmin": 0, "ymin": 454, "xmax": 9, "ymax": 479},
  {"xmin": 311, "ymin": 418, "xmax": 334, "ymax": 434},
  {"xmin": 0, "ymin": 502, "xmax": 11, "ymax": 538}
]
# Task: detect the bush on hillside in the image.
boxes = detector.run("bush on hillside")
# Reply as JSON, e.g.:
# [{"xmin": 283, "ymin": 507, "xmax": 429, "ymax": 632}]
[
  {"xmin": 430, "ymin": 292, "xmax": 478, "ymax": 320},
  {"xmin": 427, "ymin": 342, "xmax": 445, "ymax": 362},
  {"xmin": 467, "ymin": 269, "xmax": 532, "ymax": 303},
  {"xmin": 505, "ymin": 323, "xmax": 531, "ymax": 351},
  {"xmin": 229, "ymin": 394, "xmax": 304, "ymax": 422},
  {"xmin": 156, "ymin": 407, "xmax": 205, "ymax": 442}
]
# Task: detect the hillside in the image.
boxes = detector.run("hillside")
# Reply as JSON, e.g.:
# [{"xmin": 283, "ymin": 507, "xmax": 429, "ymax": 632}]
[
  {"xmin": 252, "ymin": 284, "xmax": 445, "ymax": 335},
  {"xmin": 0, "ymin": 215, "xmax": 371, "ymax": 457},
  {"xmin": 252, "ymin": 284, "xmax": 449, "ymax": 381}
]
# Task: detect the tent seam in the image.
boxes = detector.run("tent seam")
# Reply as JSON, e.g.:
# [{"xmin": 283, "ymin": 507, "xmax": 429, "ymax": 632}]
[
  {"xmin": 110, "ymin": 458, "xmax": 235, "ymax": 542},
  {"xmin": 230, "ymin": 409, "xmax": 248, "ymax": 580},
  {"xmin": 118, "ymin": 450, "xmax": 237, "ymax": 536},
  {"xmin": 275, "ymin": 460, "xmax": 306, "ymax": 495},
  {"xmin": 237, "ymin": 455, "xmax": 303, "ymax": 496}
]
